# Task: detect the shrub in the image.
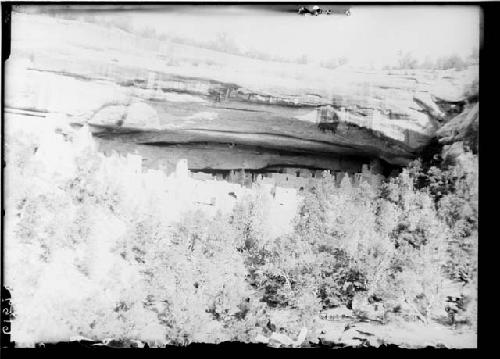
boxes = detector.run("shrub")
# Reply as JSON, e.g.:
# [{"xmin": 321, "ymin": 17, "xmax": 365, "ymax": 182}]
[
  {"xmin": 405, "ymin": 153, "xmax": 478, "ymax": 325},
  {"xmin": 435, "ymin": 54, "xmax": 468, "ymax": 70},
  {"xmin": 4, "ymin": 125, "xmax": 168, "ymax": 344},
  {"xmin": 5, "ymin": 118, "xmax": 478, "ymax": 345},
  {"xmin": 398, "ymin": 52, "xmax": 419, "ymax": 70},
  {"xmin": 297, "ymin": 54, "xmax": 309, "ymax": 65},
  {"xmin": 320, "ymin": 57, "xmax": 349, "ymax": 70}
]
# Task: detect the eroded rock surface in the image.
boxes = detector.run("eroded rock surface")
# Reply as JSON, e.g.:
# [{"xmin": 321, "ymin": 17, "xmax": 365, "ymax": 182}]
[
  {"xmin": 5, "ymin": 12, "xmax": 479, "ymax": 173},
  {"xmin": 437, "ymin": 103, "xmax": 479, "ymax": 151}
]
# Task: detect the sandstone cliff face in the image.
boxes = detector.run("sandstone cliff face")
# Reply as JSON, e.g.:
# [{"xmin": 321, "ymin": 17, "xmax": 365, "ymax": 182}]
[
  {"xmin": 5, "ymin": 13, "xmax": 479, "ymax": 173},
  {"xmin": 437, "ymin": 104, "xmax": 478, "ymax": 150}
]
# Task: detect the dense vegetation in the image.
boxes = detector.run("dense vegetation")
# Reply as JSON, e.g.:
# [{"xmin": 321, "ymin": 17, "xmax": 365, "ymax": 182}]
[{"xmin": 5, "ymin": 124, "xmax": 477, "ymax": 345}]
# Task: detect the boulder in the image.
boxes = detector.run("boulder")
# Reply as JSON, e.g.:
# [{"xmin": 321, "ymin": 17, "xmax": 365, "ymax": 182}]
[
  {"xmin": 267, "ymin": 327, "xmax": 308, "ymax": 347},
  {"xmin": 437, "ymin": 103, "xmax": 478, "ymax": 151},
  {"xmin": 269, "ymin": 332, "xmax": 295, "ymax": 347},
  {"xmin": 123, "ymin": 102, "xmax": 161, "ymax": 129},
  {"xmin": 339, "ymin": 327, "xmax": 365, "ymax": 347},
  {"xmin": 89, "ymin": 104, "xmax": 127, "ymax": 127},
  {"xmin": 89, "ymin": 102, "xmax": 161, "ymax": 129},
  {"xmin": 255, "ymin": 334, "xmax": 269, "ymax": 344},
  {"xmin": 318, "ymin": 321, "xmax": 348, "ymax": 342}
]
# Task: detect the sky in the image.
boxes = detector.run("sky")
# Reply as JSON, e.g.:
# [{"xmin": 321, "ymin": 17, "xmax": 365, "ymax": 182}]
[{"xmin": 126, "ymin": 5, "xmax": 481, "ymax": 67}]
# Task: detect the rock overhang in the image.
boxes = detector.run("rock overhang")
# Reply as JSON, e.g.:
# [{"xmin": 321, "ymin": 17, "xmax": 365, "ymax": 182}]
[{"xmin": 5, "ymin": 12, "xmax": 479, "ymax": 174}]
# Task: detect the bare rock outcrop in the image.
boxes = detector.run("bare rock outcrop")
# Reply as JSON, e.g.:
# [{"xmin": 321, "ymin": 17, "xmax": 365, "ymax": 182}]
[
  {"xmin": 6, "ymin": 13, "xmax": 479, "ymax": 173},
  {"xmin": 437, "ymin": 103, "xmax": 478, "ymax": 152}
]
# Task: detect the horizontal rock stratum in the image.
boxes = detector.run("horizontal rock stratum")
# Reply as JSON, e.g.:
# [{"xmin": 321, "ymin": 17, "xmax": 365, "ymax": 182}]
[{"xmin": 5, "ymin": 12, "xmax": 479, "ymax": 173}]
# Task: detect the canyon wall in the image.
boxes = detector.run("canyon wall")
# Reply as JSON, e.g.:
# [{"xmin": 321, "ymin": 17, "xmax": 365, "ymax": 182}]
[{"xmin": 5, "ymin": 12, "xmax": 479, "ymax": 175}]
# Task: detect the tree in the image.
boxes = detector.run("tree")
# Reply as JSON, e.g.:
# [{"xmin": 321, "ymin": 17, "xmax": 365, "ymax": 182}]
[
  {"xmin": 436, "ymin": 54, "xmax": 467, "ymax": 70},
  {"xmin": 212, "ymin": 32, "xmax": 240, "ymax": 54},
  {"xmin": 297, "ymin": 54, "xmax": 309, "ymax": 65},
  {"xmin": 398, "ymin": 52, "xmax": 418, "ymax": 69}
]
